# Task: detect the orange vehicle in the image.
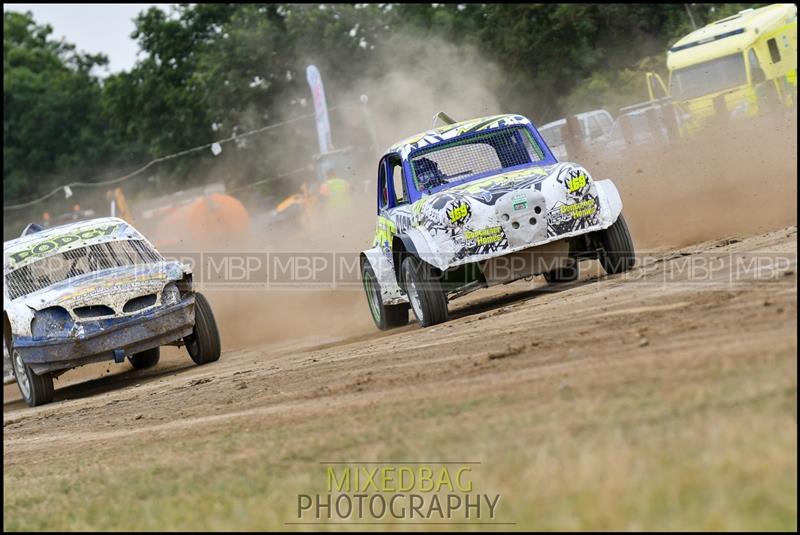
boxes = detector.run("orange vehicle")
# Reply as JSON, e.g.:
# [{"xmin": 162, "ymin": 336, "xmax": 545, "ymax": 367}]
[
  {"xmin": 115, "ymin": 184, "xmax": 250, "ymax": 251},
  {"xmin": 153, "ymin": 192, "xmax": 250, "ymax": 250}
]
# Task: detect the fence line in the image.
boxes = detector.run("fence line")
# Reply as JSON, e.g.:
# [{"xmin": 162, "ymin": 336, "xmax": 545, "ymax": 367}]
[
  {"xmin": 3, "ymin": 109, "xmax": 339, "ymax": 211},
  {"xmin": 226, "ymin": 167, "xmax": 312, "ymax": 195}
]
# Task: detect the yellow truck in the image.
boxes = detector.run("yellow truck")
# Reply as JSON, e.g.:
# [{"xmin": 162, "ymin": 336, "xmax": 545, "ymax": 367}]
[{"xmin": 647, "ymin": 4, "xmax": 797, "ymax": 132}]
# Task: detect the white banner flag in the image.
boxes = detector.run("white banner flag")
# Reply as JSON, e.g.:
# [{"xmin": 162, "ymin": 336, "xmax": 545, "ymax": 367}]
[{"xmin": 306, "ymin": 65, "xmax": 333, "ymax": 155}]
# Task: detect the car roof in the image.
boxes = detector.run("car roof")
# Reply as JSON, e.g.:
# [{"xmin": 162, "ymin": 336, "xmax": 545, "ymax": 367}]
[
  {"xmin": 4, "ymin": 217, "xmax": 144, "ymax": 271},
  {"xmin": 385, "ymin": 113, "xmax": 531, "ymax": 158}
]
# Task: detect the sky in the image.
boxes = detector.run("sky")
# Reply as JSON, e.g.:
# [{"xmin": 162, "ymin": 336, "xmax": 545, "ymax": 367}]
[{"xmin": 4, "ymin": 3, "xmax": 171, "ymax": 74}]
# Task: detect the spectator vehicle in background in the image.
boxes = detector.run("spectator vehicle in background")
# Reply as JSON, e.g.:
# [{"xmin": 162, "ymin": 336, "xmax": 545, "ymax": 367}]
[
  {"xmin": 646, "ymin": 3, "xmax": 797, "ymax": 133},
  {"xmin": 538, "ymin": 109, "xmax": 614, "ymax": 160},
  {"xmin": 3, "ymin": 217, "xmax": 221, "ymax": 407},
  {"xmin": 587, "ymin": 100, "xmax": 674, "ymax": 159},
  {"xmin": 360, "ymin": 113, "xmax": 635, "ymax": 330}
]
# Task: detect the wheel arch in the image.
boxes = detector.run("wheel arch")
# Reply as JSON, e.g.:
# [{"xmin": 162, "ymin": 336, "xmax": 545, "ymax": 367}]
[
  {"xmin": 391, "ymin": 234, "xmax": 418, "ymax": 286},
  {"xmin": 594, "ymin": 178, "xmax": 624, "ymax": 225},
  {"xmin": 360, "ymin": 246, "xmax": 407, "ymax": 306}
]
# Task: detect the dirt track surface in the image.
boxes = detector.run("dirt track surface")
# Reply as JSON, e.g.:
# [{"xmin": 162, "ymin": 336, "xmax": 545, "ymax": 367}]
[
  {"xmin": 4, "ymin": 226, "xmax": 796, "ymax": 428},
  {"xmin": 3, "ymin": 225, "xmax": 797, "ymax": 530}
]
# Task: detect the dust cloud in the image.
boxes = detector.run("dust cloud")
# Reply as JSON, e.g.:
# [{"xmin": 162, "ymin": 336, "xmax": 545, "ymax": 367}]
[
  {"xmin": 189, "ymin": 33, "xmax": 510, "ymax": 352},
  {"xmin": 590, "ymin": 111, "xmax": 797, "ymax": 249},
  {"xmin": 331, "ymin": 33, "xmax": 506, "ymax": 152}
]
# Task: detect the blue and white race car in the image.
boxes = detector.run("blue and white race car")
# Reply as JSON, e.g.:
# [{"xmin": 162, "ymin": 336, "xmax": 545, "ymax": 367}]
[
  {"xmin": 360, "ymin": 113, "xmax": 636, "ymax": 329},
  {"xmin": 3, "ymin": 217, "xmax": 221, "ymax": 407}
]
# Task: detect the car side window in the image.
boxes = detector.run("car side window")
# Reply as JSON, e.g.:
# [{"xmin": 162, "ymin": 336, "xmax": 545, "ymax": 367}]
[
  {"xmin": 598, "ymin": 113, "xmax": 613, "ymax": 132},
  {"xmin": 392, "ymin": 162, "xmax": 407, "ymax": 205},
  {"xmin": 587, "ymin": 116, "xmax": 603, "ymax": 138},
  {"xmin": 767, "ymin": 38, "xmax": 781, "ymax": 64},
  {"xmin": 377, "ymin": 161, "xmax": 389, "ymax": 212}
]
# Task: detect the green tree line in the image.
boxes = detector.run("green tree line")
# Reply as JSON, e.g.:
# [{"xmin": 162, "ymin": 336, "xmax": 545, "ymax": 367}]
[{"xmin": 3, "ymin": 3, "xmax": 760, "ymax": 207}]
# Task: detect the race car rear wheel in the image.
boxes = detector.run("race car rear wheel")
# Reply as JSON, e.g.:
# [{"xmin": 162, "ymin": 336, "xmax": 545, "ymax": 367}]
[
  {"xmin": 11, "ymin": 347, "xmax": 54, "ymax": 407},
  {"xmin": 597, "ymin": 213, "xmax": 636, "ymax": 274},
  {"xmin": 185, "ymin": 293, "xmax": 221, "ymax": 365},
  {"xmin": 362, "ymin": 261, "xmax": 409, "ymax": 330},
  {"xmin": 401, "ymin": 256, "xmax": 448, "ymax": 328},
  {"xmin": 128, "ymin": 347, "xmax": 160, "ymax": 369},
  {"xmin": 543, "ymin": 258, "xmax": 580, "ymax": 283}
]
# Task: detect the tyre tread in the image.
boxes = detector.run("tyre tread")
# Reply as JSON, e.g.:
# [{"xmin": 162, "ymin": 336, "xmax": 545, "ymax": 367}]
[
  {"xmin": 362, "ymin": 261, "xmax": 408, "ymax": 330},
  {"xmin": 599, "ymin": 214, "xmax": 636, "ymax": 274},
  {"xmin": 402, "ymin": 256, "xmax": 448, "ymax": 328},
  {"xmin": 187, "ymin": 293, "xmax": 221, "ymax": 364}
]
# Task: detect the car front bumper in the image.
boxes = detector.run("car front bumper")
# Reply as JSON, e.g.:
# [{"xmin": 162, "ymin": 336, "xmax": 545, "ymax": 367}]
[{"xmin": 13, "ymin": 296, "xmax": 196, "ymax": 376}]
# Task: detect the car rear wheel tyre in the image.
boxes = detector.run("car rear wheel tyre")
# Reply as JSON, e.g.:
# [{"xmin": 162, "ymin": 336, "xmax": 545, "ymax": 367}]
[
  {"xmin": 11, "ymin": 347, "xmax": 54, "ymax": 407},
  {"xmin": 128, "ymin": 347, "xmax": 160, "ymax": 369},
  {"xmin": 543, "ymin": 258, "xmax": 580, "ymax": 283},
  {"xmin": 185, "ymin": 293, "xmax": 221, "ymax": 365},
  {"xmin": 362, "ymin": 261, "xmax": 409, "ymax": 330},
  {"xmin": 401, "ymin": 256, "xmax": 448, "ymax": 328},
  {"xmin": 597, "ymin": 213, "xmax": 636, "ymax": 275}
]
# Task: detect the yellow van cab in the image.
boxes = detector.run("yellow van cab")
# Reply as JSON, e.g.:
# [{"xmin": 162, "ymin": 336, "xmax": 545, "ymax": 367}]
[{"xmin": 648, "ymin": 4, "xmax": 797, "ymax": 133}]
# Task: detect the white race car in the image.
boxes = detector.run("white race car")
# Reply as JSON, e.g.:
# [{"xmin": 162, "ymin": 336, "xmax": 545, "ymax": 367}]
[
  {"xmin": 3, "ymin": 217, "xmax": 221, "ymax": 407},
  {"xmin": 360, "ymin": 113, "xmax": 635, "ymax": 329}
]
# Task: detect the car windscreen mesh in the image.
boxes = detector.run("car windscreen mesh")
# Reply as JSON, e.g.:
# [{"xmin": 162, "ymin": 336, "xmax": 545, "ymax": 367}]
[
  {"xmin": 410, "ymin": 126, "xmax": 545, "ymax": 192},
  {"xmin": 5, "ymin": 240, "xmax": 163, "ymax": 301}
]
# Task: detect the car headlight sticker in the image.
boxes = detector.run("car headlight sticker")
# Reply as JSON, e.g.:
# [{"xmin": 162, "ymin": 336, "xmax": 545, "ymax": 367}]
[
  {"xmin": 162, "ymin": 282, "xmax": 180, "ymax": 306},
  {"xmin": 30, "ymin": 306, "xmax": 73, "ymax": 338}
]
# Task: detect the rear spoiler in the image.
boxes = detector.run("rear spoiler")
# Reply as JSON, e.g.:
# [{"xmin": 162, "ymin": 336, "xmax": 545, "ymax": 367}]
[{"xmin": 431, "ymin": 111, "xmax": 457, "ymax": 128}]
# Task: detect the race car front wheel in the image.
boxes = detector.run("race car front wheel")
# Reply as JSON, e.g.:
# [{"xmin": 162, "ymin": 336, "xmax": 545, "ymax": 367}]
[
  {"xmin": 597, "ymin": 213, "xmax": 636, "ymax": 274},
  {"xmin": 401, "ymin": 256, "xmax": 449, "ymax": 328},
  {"xmin": 11, "ymin": 347, "xmax": 54, "ymax": 407},
  {"xmin": 185, "ymin": 293, "xmax": 221, "ymax": 365},
  {"xmin": 362, "ymin": 261, "xmax": 409, "ymax": 330},
  {"xmin": 128, "ymin": 347, "xmax": 160, "ymax": 369}
]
